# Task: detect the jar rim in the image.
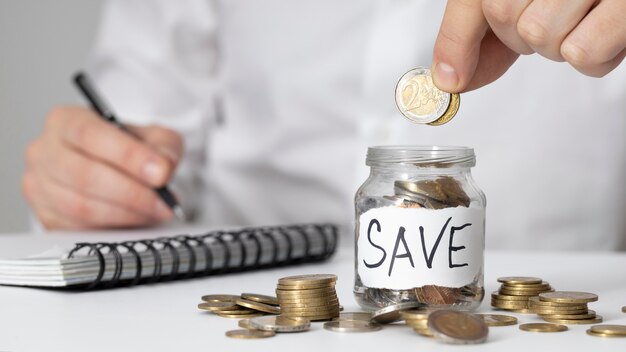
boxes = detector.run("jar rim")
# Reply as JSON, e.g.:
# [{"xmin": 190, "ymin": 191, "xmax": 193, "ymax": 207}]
[{"xmin": 366, "ymin": 145, "xmax": 475, "ymax": 168}]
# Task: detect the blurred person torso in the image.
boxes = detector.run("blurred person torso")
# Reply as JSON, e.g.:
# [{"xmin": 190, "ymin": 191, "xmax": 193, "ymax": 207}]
[{"xmin": 87, "ymin": 0, "xmax": 626, "ymax": 250}]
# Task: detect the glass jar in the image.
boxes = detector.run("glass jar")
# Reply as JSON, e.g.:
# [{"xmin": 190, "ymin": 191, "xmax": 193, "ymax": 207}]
[{"xmin": 354, "ymin": 146, "xmax": 486, "ymax": 311}]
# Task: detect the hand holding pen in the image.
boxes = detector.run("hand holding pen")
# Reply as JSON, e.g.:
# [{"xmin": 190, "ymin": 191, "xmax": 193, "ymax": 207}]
[{"xmin": 21, "ymin": 72, "xmax": 187, "ymax": 229}]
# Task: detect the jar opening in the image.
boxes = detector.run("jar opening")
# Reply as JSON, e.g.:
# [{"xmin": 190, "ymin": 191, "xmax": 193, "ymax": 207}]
[{"xmin": 366, "ymin": 145, "xmax": 475, "ymax": 168}]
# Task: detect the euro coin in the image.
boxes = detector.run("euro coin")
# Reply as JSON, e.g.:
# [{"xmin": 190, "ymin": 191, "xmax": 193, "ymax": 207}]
[
  {"xmin": 278, "ymin": 274, "xmax": 336, "ymax": 286},
  {"xmin": 538, "ymin": 310, "xmax": 597, "ymax": 320},
  {"xmin": 395, "ymin": 67, "xmax": 459, "ymax": 125},
  {"xmin": 427, "ymin": 310, "xmax": 488, "ymax": 344},
  {"xmin": 238, "ymin": 319, "xmax": 255, "ymax": 330},
  {"xmin": 491, "ymin": 292, "xmax": 529, "ymax": 301},
  {"xmin": 542, "ymin": 315, "xmax": 603, "ymax": 325},
  {"xmin": 323, "ymin": 320, "xmax": 382, "ymax": 333},
  {"xmin": 249, "ymin": 315, "xmax": 311, "ymax": 333},
  {"xmin": 622, "ymin": 306, "xmax": 626, "ymax": 313},
  {"xmin": 201, "ymin": 294, "xmax": 240, "ymax": 303},
  {"xmin": 218, "ymin": 312, "xmax": 265, "ymax": 319},
  {"xmin": 427, "ymin": 93, "xmax": 460, "ymax": 126},
  {"xmin": 586, "ymin": 329, "xmax": 626, "ymax": 338},
  {"xmin": 539, "ymin": 291, "xmax": 598, "ymax": 304},
  {"xmin": 197, "ymin": 301, "xmax": 240, "ymax": 312},
  {"xmin": 371, "ymin": 302, "xmax": 425, "ymax": 324},
  {"xmin": 497, "ymin": 277, "xmax": 543, "ymax": 285},
  {"xmin": 589, "ymin": 325, "xmax": 626, "ymax": 336},
  {"xmin": 528, "ymin": 296, "xmax": 588, "ymax": 308},
  {"xmin": 477, "ymin": 314, "xmax": 518, "ymax": 327},
  {"xmin": 236, "ymin": 298, "xmax": 281, "ymax": 314},
  {"xmin": 225, "ymin": 329, "xmax": 276, "ymax": 339},
  {"xmin": 519, "ymin": 323, "xmax": 568, "ymax": 332},
  {"xmin": 334, "ymin": 312, "xmax": 373, "ymax": 322},
  {"xmin": 241, "ymin": 293, "xmax": 279, "ymax": 306}
]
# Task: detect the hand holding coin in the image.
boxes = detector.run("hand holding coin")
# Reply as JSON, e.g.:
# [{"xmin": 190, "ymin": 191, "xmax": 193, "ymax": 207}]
[{"xmin": 432, "ymin": 0, "xmax": 626, "ymax": 93}]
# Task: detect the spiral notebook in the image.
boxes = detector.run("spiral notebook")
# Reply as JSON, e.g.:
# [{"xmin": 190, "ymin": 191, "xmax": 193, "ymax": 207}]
[{"xmin": 0, "ymin": 223, "xmax": 338, "ymax": 289}]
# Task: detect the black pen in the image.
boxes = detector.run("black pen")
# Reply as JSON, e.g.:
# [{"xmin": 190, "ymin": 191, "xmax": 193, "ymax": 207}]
[{"xmin": 73, "ymin": 71, "xmax": 188, "ymax": 222}]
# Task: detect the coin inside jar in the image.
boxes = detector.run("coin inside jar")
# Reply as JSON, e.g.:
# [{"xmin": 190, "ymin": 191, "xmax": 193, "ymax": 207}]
[{"xmin": 395, "ymin": 67, "xmax": 460, "ymax": 125}]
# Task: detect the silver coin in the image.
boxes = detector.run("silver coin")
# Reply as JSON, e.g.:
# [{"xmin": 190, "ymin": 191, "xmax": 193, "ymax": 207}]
[
  {"xmin": 249, "ymin": 315, "xmax": 311, "ymax": 333},
  {"xmin": 323, "ymin": 320, "xmax": 382, "ymax": 333},
  {"xmin": 371, "ymin": 302, "xmax": 426, "ymax": 324},
  {"xmin": 395, "ymin": 67, "xmax": 451, "ymax": 124}
]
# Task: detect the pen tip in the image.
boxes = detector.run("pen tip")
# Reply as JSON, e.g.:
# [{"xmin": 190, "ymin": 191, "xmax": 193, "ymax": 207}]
[{"xmin": 173, "ymin": 205, "xmax": 188, "ymax": 222}]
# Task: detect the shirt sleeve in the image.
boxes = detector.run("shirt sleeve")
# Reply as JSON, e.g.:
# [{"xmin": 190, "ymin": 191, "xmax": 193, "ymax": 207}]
[{"xmin": 85, "ymin": 0, "xmax": 219, "ymax": 218}]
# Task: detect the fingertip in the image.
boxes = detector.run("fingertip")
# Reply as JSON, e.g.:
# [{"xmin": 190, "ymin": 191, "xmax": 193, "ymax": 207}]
[{"xmin": 432, "ymin": 62, "xmax": 461, "ymax": 93}]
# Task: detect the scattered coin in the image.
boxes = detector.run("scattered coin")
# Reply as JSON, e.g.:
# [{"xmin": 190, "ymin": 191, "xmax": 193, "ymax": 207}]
[
  {"xmin": 225, "ymin": 329, "xmax": 276, "ymax": 339},
  {"xmin": 427, "ymin": 310, "xmax": 488, "ymax": 344},
  {"xmin": 519, "ymin": 323, "xmax": 568, "ymax": 333},
  {"xmin": 371, "ymin": 302, "xmax": 425, "ymax": 324},
  {"xmin": 217, "ymin": 312, "xmax": 265, "ymax": 319},
  {"xmin": 197, "ymin": 301, "xmax": 240, "ymax": 312},
  {"xmin": 589, "ymin": 324, "xmax": 626, "ymax": 337},
  {"xmin": 201, "ymin": 294, "xmax": 240, "ymax": 303},
  {"xmin": 241, "ymin": 293, "xmax": 279, "ymax": 306},
  {"xmin": 586, "ymin": 329, "xmax": 623, "ymax": 338},
  {"xmin": 235, "ymin": 298, "xmax": 281, "ymax": 314},
  {"xmin": 394, "ymin": 67, "xmax": 460, "ymax": 125},
  {"xmin": 323, "ymin": 320, "xmax": 382, "ymax": 333},
  {"xmin": 477, "ymin": 314, "xmax": 518, "ymax": 327},
  {"xmin": 249, "ymin": 315, "xmax": 311, "ymax": 333},
  {"xmin": 538, "ymin": 291, "xmax": 598, "ymax": 304}
]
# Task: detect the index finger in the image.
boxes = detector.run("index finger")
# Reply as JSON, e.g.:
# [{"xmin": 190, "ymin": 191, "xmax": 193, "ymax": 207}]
[
  {"xmin": 432, "ymin": 0, "xmax": 489, "ymax": 93},
  {"xmin": 49, "ymin": 107, "xmax": 174, "ymax": 187}
]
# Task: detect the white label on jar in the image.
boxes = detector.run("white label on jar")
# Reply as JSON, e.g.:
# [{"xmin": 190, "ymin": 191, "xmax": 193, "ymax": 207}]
[{"xmin": 357, "ymin": 206, "xmax": 484, "ymax": 290}]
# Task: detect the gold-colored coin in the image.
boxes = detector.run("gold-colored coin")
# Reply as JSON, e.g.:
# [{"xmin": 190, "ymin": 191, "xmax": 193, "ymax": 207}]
[
  {"xmin": 528, "ymin": 296, "xmax": 588, "ymax": 308},
  {"xmin": 197, "ymin": 301, "xmax": 240, "ymax": 312},
  {"xmin": 400, "ymin": 309, "xmax": 430, "ymax": 321},
  {"xmin": 278, "ymin": 274, "xmax": 337, "ymax": 286},
  {"xmin": 519, "ymin": 323, "xmax": 568, "ymax": 332},
  {"xmin": 334, "ymin": 312, "xmax": 373, "ymax": 322},
  {"xmin": 497, "ymin": 277, "xmax": 543, "ymax": 285},
  {"xmin": 414, "ymin": 328, "xmax": 434, "ymax": 337},
  {"xmin": 241, "ymin": 293, "xmax": 279, "ymax": 306},
  {"xmin": 200, "ymin": 294, "xmax": 240, "ymax": 303},
  {"xmin": 538, "ymin": 310, "xmax": 597, "ymax": 320},
  {"xmin": 490, "ymin": 299, "xmax": 529, "ymax": 308},
  {"xmin": 235, "ymin": 298, "xmax": 281, "ymax": 314},
  {"xmin": 504, "ymin": 308, "xmax": 534, "ymax": 314},
  {"xmin": 225, "ymin": 329, "xmax": 275, "ymax": 339},
  {"xmin": 542, "ymin": 315, "xmax": 603, "ymax": 325},
  {"xmin": 395, "ymin": 67, "xmax": 457, "ymax": 125},
  {"xmin": 533, "ymin": 308, "xmax": 589, "ymax": 315},
  {"xmin": 539, "ymin": 291, "xmax": 598, "ymax": 304},
  {"xmin": 427, "ymin": 92, "xmax": 460, "ymax": 126},
  {"xmin": 477, "ymin": 314, "xmax": 518, "ymax": 327},
  {"xmin": 276, "ymin": 289, "xmax": 337, "ymax": 297},
  {"xmin": 427, "ymin": 310, "xmax": 488, "ymax": 344},
  {"xmin": 622, "ymin": 306, "xmax": 626, "ymax": 313},
  {"xmin": 586, "ymin": 329, "xmax": 626, "ymax": 338},
  {"xmin": 589, "ymin": 325, "xmax": 626, "ymax": 336},
  {"xmin": 491, "ymin": 292, "xmax": 530, "ymax": 301},
  {"xmin": 216, "ymin": 308, "xmax": 259, "ymax": 315}
]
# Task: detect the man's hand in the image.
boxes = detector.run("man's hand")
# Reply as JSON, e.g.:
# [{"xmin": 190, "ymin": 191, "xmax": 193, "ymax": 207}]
[
  {"xmin": 432, "ymin": 0, "xmax": 626, "ymax": 93},
  {"xmin": 22, "ymin": 106, "xmax": 183, "ymax": 229}
]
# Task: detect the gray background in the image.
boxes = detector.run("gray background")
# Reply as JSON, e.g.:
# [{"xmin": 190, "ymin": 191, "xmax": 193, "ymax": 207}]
[{"xmin": 0, "ymin": 0, "xmax": 103, "ymax": 232}]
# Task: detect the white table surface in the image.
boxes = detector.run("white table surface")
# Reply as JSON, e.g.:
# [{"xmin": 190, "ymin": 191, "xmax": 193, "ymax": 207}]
[{"xmin": 0, "ymin": 230, "xmax": 625, "ymax": 352}]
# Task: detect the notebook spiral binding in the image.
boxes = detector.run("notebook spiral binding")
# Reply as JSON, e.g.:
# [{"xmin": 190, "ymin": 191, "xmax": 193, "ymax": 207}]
[{"xmin": 66, "ymin": 223, "xmax": 339, "ymax": 290}]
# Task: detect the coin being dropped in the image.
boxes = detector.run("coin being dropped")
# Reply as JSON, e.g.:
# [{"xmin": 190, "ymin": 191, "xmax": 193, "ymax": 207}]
[
  {"xmin": 323, "ymin": 320, "xmax": 382, "ymax": 333},
  {"xmin": 371, "ymin": 302, "xmax": 425, "ymax": 324},
  {"xmin": 225, "ymin": 329, "xmax": 276, "ymax": 339},
  {"xmin": 478, "ymin": 314, "xmax": 518, "ymax": 327},
  {"xmin": 395, "ymin": 67, "xmax": 459, "ymax": 125},
  {"xmin": 427, "ymin": 310, "xmax": 488, "ymax": 344},
  {"xmin": 249, "ymin": 315, "xmax": 311, "ymax": 333},
  {"xmin": 519, "ymin": 323, "xmax": 568, "ymax": 332}
]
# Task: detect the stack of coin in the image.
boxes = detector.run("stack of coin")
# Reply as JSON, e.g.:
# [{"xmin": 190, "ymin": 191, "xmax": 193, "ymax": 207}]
[
  {"xmin": 392, "ymin": 177, "xmax": 470, "ymax": 210},
  {"xmin": 400, "ymin": 309, "xmax": 433, "ymax": 337},
  {"xmin": 533, "ymin": 291, "xmax": 602, "ymax": 324},
  {"xmin": 276, "ymin": 274, "xmax": 340, "ymax": 321},
  {"xmin": 491, "ymin": 277, "xmax": 553, "ymax": 313},
  {"xmin": 198, "ymin": 293, "xmax": 279, "ymax": 319}
]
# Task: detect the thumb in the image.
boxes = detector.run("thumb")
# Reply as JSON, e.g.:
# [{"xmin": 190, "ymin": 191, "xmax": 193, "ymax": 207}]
[
  {"xmin": 431, "ymin": 0, "xmax": 489, "ymax": 93},
  {"xmin": 129, "ymin": 124, "xmax": 184, "ymax": 167}
]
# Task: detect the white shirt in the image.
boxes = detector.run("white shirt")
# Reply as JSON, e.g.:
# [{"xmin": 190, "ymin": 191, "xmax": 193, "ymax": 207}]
[{"xmin": 87, "ymin": 0, "xmax": 626, "ymax": 250}]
